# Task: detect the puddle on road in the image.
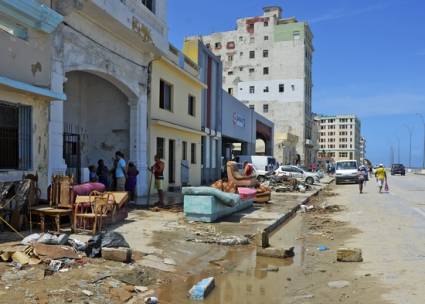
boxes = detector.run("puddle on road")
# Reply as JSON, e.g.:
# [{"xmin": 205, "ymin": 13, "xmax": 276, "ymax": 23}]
[{"xmin": 157, "ymin": 214, "xmax": 305, "ymax": 303}]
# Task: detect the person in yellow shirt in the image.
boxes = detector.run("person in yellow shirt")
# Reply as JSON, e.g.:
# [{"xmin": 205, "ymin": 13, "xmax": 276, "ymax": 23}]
[{"xmin": 374, "ymin": 164, "xmax": 387, "ymax": 193}]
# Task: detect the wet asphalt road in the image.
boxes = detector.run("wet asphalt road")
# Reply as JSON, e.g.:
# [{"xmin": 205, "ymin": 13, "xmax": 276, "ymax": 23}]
[{"xmin": 332, "ymin": 172, "xmax": 425, "ymax": 303}]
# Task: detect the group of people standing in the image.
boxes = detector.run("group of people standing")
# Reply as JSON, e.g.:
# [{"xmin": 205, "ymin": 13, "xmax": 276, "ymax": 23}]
[
  {"xmin": 357, "ymin": 164, "xmax": 388, "ymax": 194},
  {"xmin": 88, "ymin": 151, "xmax": 139, "ymax": 202},
  {"xmin": 88, "ymin": 152, "xmax": 165, "ymax": 205}
]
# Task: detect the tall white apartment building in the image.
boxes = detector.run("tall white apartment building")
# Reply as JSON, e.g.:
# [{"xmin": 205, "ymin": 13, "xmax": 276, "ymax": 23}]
[
  {"xmin": 195, "ymin": 6, "xmax": 314, "ymax": 165},
  {"xmin": 316, "ymin": 114, "xmax": 362, "ymax": 163}
]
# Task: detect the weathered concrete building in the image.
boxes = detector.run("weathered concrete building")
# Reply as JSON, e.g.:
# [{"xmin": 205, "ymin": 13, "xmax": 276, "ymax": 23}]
[
  {"xmin": 46, "ymin": 0, "xmax": 169, "ymax": 196},
  {"xmin": 316, "ymin": 114, "xmax": 362, "ymax": 163},
  {"xmin": 0, "ymin": 0, "xmax": 64, "ymax": 194},
  {"xmin": 183, "ymin": 38, "xmax": 223, "ymax": 185},
  {"xmin": 193, "ymin": 6, "xmax": 314, "ymax": 166}
]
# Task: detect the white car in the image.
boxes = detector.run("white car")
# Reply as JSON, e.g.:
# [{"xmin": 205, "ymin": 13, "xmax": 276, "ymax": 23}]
[
  {"xmin": 275, "ymin": 165, "xmax": 320, "ymax": 185},
  {"xmin": 335, "ymin": 160, "xmax": 358, "ymax": 184}
]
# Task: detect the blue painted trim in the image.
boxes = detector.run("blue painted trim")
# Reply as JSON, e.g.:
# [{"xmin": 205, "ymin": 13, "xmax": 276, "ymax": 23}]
[
  {"xmin": 0, "ymin": 76, "xmax": 66, "ymax": 101},
  {"xmin": 0, "ymin": 0, "xmax": 63, "ymax": 33}
]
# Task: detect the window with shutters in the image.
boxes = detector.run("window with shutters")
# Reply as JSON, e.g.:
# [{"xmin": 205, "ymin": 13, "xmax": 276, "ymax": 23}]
[{"xmin": 0, "ymin": 102, "xmax": 32, "ymax": 169}]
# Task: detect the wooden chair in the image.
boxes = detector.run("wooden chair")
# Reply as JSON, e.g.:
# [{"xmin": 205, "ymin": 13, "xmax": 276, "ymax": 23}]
[{"xmin": 73, "ymin": 191, "xmax": 115, "ymax": 234}]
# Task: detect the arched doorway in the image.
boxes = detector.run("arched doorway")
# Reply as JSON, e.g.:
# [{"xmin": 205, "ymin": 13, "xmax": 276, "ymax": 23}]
[{"xmin": 63, "ymin": 71, "xmax": 131, "ymax": 182}]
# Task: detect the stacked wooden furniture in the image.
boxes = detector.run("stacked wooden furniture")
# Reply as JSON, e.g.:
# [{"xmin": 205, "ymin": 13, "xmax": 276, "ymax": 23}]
[
  {"xmin": 73, "ymin": 191, "xmax": 129, "ymax": 234},
  {"xmin": 31, "ymin": 176, "xmax": 74, "ymax": 232},
  {"xmin": 226, "ymin": 161, "xmax": 272, "ymax": 203}
]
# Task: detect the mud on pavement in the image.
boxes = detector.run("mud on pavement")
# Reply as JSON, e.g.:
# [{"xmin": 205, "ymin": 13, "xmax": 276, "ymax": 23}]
[{"xmin": 153, "ymin": 185, "xmax": 391, "ymax": 304}]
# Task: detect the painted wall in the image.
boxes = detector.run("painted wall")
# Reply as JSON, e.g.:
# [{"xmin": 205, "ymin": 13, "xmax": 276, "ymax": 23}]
[
  {"xmin": 0, "ymin": 22, "xmax": 51, "ymax": 88},
  {"xmin": 0, "ymin": 89, "xmax": 50, "ymax": 196},
  {"xmin": 183, "ymin": 38, "xmax": 223, "ymax": 184},
  {"xmin": 149, "ymin": 125, "xmax": 201, "ymax": 190},
  {"xmin": 63, "ymin": 72, "xmax": 130, "ymax": 169},
  {"xmin": 149, "ymin": 58, "xmax": 203, "ymax": 189},
  {"xmin": 150, "ymin": 59, "xmax": 202, "ymax": 132}
]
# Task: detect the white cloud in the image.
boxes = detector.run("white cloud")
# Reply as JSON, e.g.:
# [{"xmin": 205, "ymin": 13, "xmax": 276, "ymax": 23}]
[
  {"xmin": 314, "ymin": 93, "xmax": 425, "ymax": 117},
  {"xmin": 310, "ymin": 3, "xmax": 391, "ymax": 23}
]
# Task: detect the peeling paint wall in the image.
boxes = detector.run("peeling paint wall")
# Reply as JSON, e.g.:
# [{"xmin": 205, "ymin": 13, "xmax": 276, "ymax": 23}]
[
  {"xmin": 63, "ymin": 72, "xmax": 130, "ymax": 169},
  {"xmin": 0, "ymin": 89, "xmax": 50, "ymax": 196},
  {"xmin": 0, "ymin": 24, "xmax": 51, "ymax": 87}
]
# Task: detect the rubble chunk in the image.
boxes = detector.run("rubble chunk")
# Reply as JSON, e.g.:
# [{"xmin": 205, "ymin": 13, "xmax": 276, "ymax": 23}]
[
  {"xmin": 102, "ymin": 247, "xmax": 132, "ymax": 263},
  {"xmin": 328, "ymin": 280, "xmax": 350, "ymax": 289},
  {"xmin": 337, "ymin": 248, "xmax": 363, "ymax": 262},
  {"xmin": 257, "ymin": 247, "xmax": 295, "ymax": 259},
  {"xmin": 12, "ymin": 251, "xmax": 30, "ymax": 265},
  {"xmin": 189, "ymin": 277, "xmax": 215, "ymax": 300}
]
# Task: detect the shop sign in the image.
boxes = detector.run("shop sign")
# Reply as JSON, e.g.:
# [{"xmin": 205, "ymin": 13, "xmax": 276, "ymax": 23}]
[{"xmin": 232, "ymin": 112, "xmax": 246, "ymax": 128}]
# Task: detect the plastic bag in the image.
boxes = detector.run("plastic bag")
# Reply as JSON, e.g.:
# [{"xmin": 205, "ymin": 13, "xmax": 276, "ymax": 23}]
[
  {"xmin": 101, "ymin": 232, "xmax": 130, "ymax": 248},
  {"xmin": 385, "ymin": 182, "xmax": 389, "ymax": 192},
  {"xmin": 68, "ymin": 238, "xmax": 87, "ymax": 252},
  {"xmin": 21, "ymin": 233, "xmax": 41, "ymax": 245},
  {"xmin": 85, "ymin": 234, "xmax": 103, "ymax": 258},
  {"xmin": 37, "ymin": 233, "xmax": 69, "ymax": 245},
  {"xmin": 85, "ymin": 232, "xmax": 129, "ymax": 258}
]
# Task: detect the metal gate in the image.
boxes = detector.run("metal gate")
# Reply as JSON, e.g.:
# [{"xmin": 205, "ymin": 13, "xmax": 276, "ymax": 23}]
[{"xmin": 63, "ymin": 132, "xmax": 81, "ymax": 183}]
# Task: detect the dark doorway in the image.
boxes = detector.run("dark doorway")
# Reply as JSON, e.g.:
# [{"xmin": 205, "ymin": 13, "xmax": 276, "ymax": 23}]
[
  {"xmin": 168, "ymin": 139, "xmax": 175, "ymax": 183},
  {"xmin": 63, "ymin": 132, "xmax": 81, "ymax": 183},
  {"xmin": 0, "ymin": 104, "xmax": 18, "ymax": 169}
]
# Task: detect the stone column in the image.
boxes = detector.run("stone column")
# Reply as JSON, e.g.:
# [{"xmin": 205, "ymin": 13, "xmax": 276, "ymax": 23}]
[
  {"xmin": 129, "ymin": 88, "xmax": 149, "ymax": 199},
  {"xmin": 47, "ymin": 58, "xmax": 67, "ymax": 193}
]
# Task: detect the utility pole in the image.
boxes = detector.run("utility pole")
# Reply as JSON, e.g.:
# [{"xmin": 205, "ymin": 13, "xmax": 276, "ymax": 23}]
[
  {"xmin": 403, "ymin": 124, "xmax": 414, "ymax": 168},
  {"xmin": 390, "ymin": 145, "xmax": 394, "ymax": 165},
  {"xmin": 416, "ymin": 114, "xmax": 425, "ymax": 169}
]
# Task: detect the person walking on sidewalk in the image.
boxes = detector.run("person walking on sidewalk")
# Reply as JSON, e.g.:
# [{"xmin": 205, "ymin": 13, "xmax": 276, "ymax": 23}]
[
  {"xmin": 357, "ymin": 165, "xmax": 368, "ymax": 194},
  {"xmin": 151, "ymin": 155, "xmax": 165, "ymax": 206},
  {"xmin": 375, "ymin": 164, "xmax": 387, "ymax": 193}
]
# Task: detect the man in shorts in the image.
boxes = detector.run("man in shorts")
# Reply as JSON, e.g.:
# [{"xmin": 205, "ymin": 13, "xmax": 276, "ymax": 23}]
[
  {"xmin": 374, "ymin": 164, "xmax": 387, "ymax": 193},
  {"xmin": 151, "ymin": 155, "xmax": 165, "ymax": 206}
]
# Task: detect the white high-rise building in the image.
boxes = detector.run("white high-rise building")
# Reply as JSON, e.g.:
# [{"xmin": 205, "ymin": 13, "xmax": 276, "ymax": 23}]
[
  {"xmin": 193, "ymin": 6, "xmax": 314, "ymax": 165},
  {"xmin": 316, "ymin": 114, "xmax": 362, "ymax": 163}
]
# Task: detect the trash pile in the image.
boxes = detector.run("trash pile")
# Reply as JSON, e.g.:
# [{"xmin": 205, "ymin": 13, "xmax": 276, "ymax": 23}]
[
  {"xmin": 264, "ymin": 175, "xmax": 313, "ymax": 193},
  {"xmin": 0, "ymin": 232, "xmax": 133, "ymax": 273},
  {"xmin": 185, "ymin": 224, "xmax": 252, "ymax": 246},
  {"xmin": 0, "ymin": 180, "xmax": 36, "ymax": 231}
]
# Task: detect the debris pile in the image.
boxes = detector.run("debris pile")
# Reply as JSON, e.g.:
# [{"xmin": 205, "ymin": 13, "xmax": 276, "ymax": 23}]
[{"xmin": 185, "ymin": 224, "xmax": 252, "ymax": 246}]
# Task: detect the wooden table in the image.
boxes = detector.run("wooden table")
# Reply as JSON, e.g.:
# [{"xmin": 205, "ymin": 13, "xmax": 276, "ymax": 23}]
[{"xmin": 31, "ymin": 206, "xmax": 72, "ymax": 233}]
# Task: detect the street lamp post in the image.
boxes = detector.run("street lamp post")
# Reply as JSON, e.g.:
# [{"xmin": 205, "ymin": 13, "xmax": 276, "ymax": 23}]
[
  {"xmin": 395, "ymin": 135, "xmax": 401, "ymax": 163},
  {"xmin": 403, "ymin": 124, "xmax": 414, "ymax": 168},
  {"xmin": 416, "ymin": 113, "xmax": 425, "ymax": 169}
]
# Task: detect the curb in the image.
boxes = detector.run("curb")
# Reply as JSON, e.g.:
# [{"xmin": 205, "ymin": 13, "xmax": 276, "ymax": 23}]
[{"xmin": 257, "ymin": 182, "xmax": 332, "ymax": 247}]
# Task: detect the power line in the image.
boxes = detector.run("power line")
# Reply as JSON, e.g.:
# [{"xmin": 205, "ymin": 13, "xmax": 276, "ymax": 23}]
[{"xmin": 63, "ymin": 22, "xmax": 151, "ymax": 70}]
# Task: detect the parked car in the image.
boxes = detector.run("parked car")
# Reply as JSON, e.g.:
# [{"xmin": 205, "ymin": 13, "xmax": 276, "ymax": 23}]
[
  {"xmin": 275, "ymin": 165, "xmax": 320, "ymax": 185},
  {"xmin": 299, "ymin": 165, "xmax": 325, "ymax": 179},
  {"xmin": 335, "ymin": 160, "xmax": 358, "ymax": 184},
  {"xmin": 238, "ymin": 155, "xmax": 277, "ymax": 182},
  {"xmin": 391, "ymin": 164, "xmax": 405, "ymax": 176}
]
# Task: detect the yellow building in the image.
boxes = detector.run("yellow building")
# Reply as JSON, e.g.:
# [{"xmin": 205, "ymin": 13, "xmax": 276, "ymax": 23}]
[{"xmin": 148, "ymin": 45, "xmax": 205, "ymax": 191}]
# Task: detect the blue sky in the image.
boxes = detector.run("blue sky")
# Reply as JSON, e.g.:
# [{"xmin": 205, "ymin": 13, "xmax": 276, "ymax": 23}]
[{"xmin": 168, "ymin": 0, "xmax": 425, "ymax": 167}]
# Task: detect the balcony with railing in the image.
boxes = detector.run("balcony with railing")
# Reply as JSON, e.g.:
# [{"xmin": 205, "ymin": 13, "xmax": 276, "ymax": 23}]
[{"xmin": 166, "ymin": 43, "xmax": 199, "ymax": 78}]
